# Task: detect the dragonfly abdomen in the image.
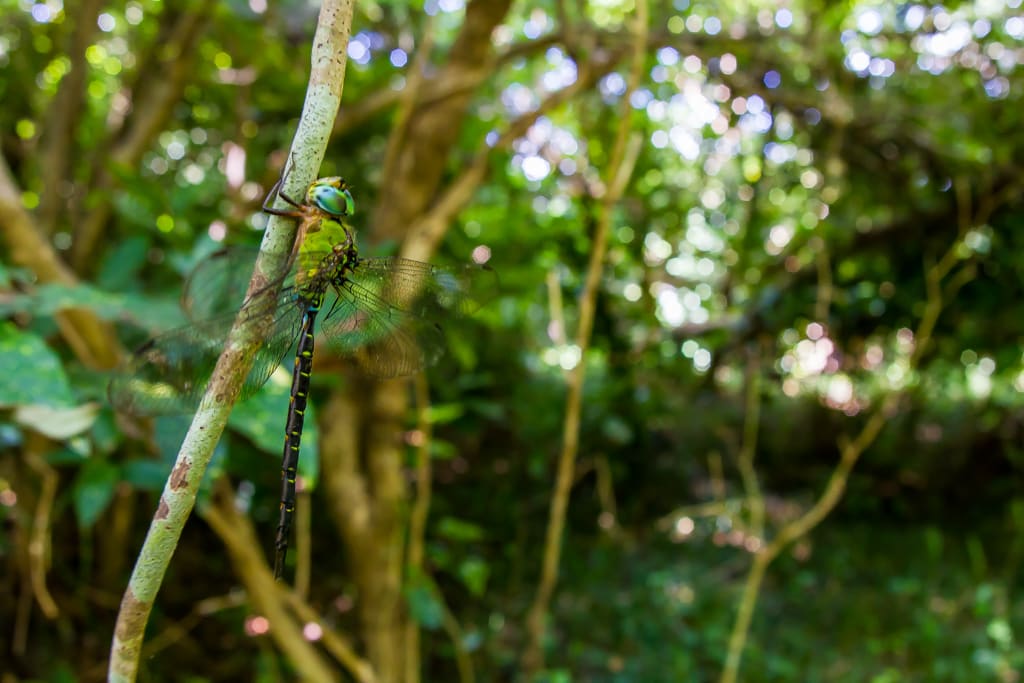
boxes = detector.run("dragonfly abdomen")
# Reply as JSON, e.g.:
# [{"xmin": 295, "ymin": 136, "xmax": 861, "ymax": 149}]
[{"xmin": 273, "ymin": 303, "xmax": 319, "ymax": 578}]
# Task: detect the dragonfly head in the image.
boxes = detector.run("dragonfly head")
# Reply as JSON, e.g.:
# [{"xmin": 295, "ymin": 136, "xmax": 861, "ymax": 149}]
[{"xmin": 307, "ymin": 177, "xmax": 355, "ymax": 218}]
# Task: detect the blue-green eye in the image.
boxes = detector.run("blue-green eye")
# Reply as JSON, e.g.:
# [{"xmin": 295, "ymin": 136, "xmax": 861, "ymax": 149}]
[{"xmin": 308, "ymin": 177, "xmax": 354, "ymax": 217}]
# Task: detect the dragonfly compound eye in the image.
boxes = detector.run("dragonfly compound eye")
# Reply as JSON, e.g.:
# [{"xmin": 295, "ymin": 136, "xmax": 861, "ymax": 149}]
[{"xmin": 308, "ymin": 178, "xmax": 355, "ymax": 217}]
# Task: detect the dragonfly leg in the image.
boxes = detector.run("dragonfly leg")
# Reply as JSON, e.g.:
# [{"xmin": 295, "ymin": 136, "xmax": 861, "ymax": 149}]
[{"xmin": 262, "ymin": 178, "xmax": 305, "ymax": 218}]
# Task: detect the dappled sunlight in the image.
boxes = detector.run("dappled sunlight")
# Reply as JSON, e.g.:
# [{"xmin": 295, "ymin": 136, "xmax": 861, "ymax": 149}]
[{"xmin": 6, "ymin": 0, "xmax": 1024, "ymax": 680}]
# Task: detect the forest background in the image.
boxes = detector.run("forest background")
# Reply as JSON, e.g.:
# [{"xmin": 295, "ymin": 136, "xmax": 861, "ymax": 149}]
[{"xmin": 1, "ymin": 0, "xmax": 1024, "ymax": 681}]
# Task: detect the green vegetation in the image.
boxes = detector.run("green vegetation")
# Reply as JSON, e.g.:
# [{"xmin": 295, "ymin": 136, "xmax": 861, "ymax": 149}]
[{"xmin": 1, "ymin": 0, "xmax": 1023, "ymax": 681}]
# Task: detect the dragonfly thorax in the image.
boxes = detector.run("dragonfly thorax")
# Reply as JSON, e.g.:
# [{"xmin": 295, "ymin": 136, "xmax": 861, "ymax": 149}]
[{"xmin": 296, "ymin": 238, "xmax": 357, "ymax": 296}]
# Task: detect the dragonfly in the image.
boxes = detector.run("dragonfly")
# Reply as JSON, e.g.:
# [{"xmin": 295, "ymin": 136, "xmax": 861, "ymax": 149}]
[{"xmin": 109, "ymin": 175, "xmax": 495, "ymax": 579}]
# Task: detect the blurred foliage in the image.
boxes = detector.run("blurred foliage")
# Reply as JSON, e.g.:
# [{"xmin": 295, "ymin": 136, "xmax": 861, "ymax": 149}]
[{"xmin": 2, "ymin": 0, "xmax": 1024, "ymax": 681}]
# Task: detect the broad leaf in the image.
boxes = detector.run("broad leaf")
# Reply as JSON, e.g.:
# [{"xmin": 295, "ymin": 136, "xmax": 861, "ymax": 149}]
[
  {"xmin": 72, "ymin": 458, "xmax": 120, "ymax": 528},
  {"xmin": 0, "ymin": 323, "xmax": 75, "ymax": 408}
]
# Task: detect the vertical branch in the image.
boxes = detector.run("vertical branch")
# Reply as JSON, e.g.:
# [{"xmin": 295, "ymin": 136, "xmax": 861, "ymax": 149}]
[
  {"xmin": 106, "ymin": 4, "xmax": 354, "ymax": 681},
  {"xmin": 381, "ymin": 12, "xmax": 437, "ymax": 184},
  {"xmin": 736, "ymin": 344, "xmax": 764, "ymax": 540},
  {"xmin": 521, "ymin": 2, "xmax": 648, "ymax": 673},
  {"xmin": 37, "ymin": 0, "xmax": 103, "ymax": 236},
  {"xmin": 24, "ymin": 440, "xmax": 59, "ymax": 620},
  {"xmin": 70, "ymin": 6, "xmax": 211, "ymax": 271}
]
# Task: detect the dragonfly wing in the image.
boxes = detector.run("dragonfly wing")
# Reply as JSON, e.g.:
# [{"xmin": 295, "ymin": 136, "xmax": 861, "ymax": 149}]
[
  {"xmin": 235, "ymin": 291, "xmax": 305, "ymax": 400},
  {"xmin": 182, "ymin": 247, "xmax": 296, "ymax": 322},
  {"xmin": 318, "ymin": 279, "xmax": 446, "ymax": 378},
  {"xmin": 109, "ymin": 319, "xmax": 230, "ymax": 415},
  {"xmin": 109, "ymin": 290, "xmax": 303, "ymax": 415},
  {"xmin": 351, "ymin": 257, "xmax": 498, "ymax": 317},
  {"xmin": 316, "ymin": 257, "xmax": 495, "ymax": 378}
]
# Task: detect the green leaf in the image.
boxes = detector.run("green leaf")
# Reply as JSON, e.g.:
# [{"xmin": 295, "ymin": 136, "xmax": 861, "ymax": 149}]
[
  {"xmin": 89, "ymin": 409, "xmax": 121, "ymax": 454},
  {"xmin": 0, "ymin": 323, "xmax": 75, "ymax": 408},
  {"xmin": 230, "ymin": 366, "xmax": 319, "ymax": 487},
  {"xmin": 46, "ymin": 446, "xmax": 88, "ymax": 465},
  {"xmin": 96, "ymin": 236, "xmax": 151, "ymax": 291},
  {"xmin": 122, "ymin": 460, "xmax": 171, "ymax": 491},
  {"xmin": 457, "ymin": 556, "xmax": 489, "ymax": 596},
  {"xmin": 436, "ymin": 516, "xmax": 484, "ymax": 542},
  {"xmin": 404, "ymin": 571, "xmax": 445, "ymax": 630},
  {"xmin": 0, "ymin": 283, "xmax": 183, "ymax": 334},
  {"xmin": 72, "ymin": 458, "xmax": 120, "ymax": 528},
  {"xmin": 153, "ymin": 415, "xmax": 193, "ymax": 462},
  {"xmin": 429, "ymin": 439, "xmax": 456, "ymax": 460},
  {"xmin": 470, "ymin": 399, "xmax": 505, "ymax": 421},
  {"xmin": 426, "ymin": 402, "xmax": 464, "ymax": 424},
  {"xmin": 0, "ymin": 282, "xmax": 122, "ymax": 318}
]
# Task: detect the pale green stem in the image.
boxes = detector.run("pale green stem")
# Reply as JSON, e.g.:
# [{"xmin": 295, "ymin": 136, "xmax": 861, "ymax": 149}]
[{"xmin": 107, "ymin": 3, "xmax": 354, "ymax": 681}]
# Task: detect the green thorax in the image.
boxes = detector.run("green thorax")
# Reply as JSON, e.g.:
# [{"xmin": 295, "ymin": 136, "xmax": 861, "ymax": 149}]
[{"xmin": 296, "ymin": 214, "xmax": 357, "ymax": 300}]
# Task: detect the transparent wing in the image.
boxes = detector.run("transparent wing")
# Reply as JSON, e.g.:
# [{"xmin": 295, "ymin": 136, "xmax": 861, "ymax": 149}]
[
  {"xmin": 182, "ymin": 247, "xmax": 296, "ymax": 322},
  {"xmin": 317, "ymin": 257, "xmax": 497, "ymax": 378},
  {"xmin": 109, "ymin": 290, "xmax": 304, "ymax": 415},
  {"xmin": 319, "ymin": 281, "xmax": 445, "ymax": 377},
  {"xmin": 350, "ymin": 257, "xmax": 498, "ymax": 317}
]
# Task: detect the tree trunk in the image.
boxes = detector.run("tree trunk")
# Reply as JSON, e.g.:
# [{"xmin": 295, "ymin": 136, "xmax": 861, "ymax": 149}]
[{"xmin": 319, "ymin": 2, "xmax": 513, "ymax": 680}]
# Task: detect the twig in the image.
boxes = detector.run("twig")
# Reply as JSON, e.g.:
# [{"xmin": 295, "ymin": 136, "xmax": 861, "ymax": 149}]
[
  {"xmin": 203, "ymin": 483, "xmax": 336, "ymax": 683},
  {"xmin": 400, "ymin": 51, "xmax": 618, "ymax": 263},
  {"xmin": 106, "ymin": 3, "xmax": 354, "ymax": 681},
  {"xmin": 37, "ymin": 0, "xmax": 102, "ymax": 236},
  {"xmin": 718, "ymin": 208, "xmax": 980, "ymax": 683},
  {"xmin": 593, "ymin": 455, "xmax": 619, "ymax": 534},
  {"xmin": 736, "ymin": 345, "xmax": 764, "ymax": 540},
  {"xmin": 381, "ymin": 13, "xmax": 437, "ymax": 184},
  {"xmin": 139, "ymin": 591, "xmax": 248, "ymax": 658},
  {"xmin": 521, "ymin": 1, "xmax": 648, "ymax": 673},
  {"xmin": 441, "ymin": 602, "xmax": 476, "ymax": 683},
  {"xmin": 24, "ymin": 444, "xmax": 59, "ymax": 620},
  {"xmin": 71, "ymin": 7, "xmax": 211, "ymax": 271},
  {"xmin": 279, "ymin": 584, "xmax": 377, "ymax": 683}
]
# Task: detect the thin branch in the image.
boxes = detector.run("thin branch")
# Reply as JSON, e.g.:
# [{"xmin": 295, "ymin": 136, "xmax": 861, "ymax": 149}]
[
  {"xmin": 279, "ymin": 584, "xmax": 377, "ymax": 683},
  {"xmin": 400, "ymin": 53, "xmax": 618, "ymax": 263},
  {"xmin": 381, "ymin": 13, "xmax": 437, "ymax": 183},
  {"xmin": 330, "ymin": 29, "xmax": 565, "ymax": 140},
  {"xmin": 521, "ymin": 1, "xmax": 648, "ymax": 673},
  {"xmin": 24, "ymin": 441, "xmax": 59, "ymax": 619},
  {"xmin": 440, "ymin": 602, "xmax": 476, "ymax": 683},
  {"xmin": 70, "ymin": 6, "xmax": 210, "ymax": 271},
  {"xmin": 106, "ymin": 3, "xmax": 354, "ymax": 680},
  {"xmin": 37, "ymin": 0, "xmax": 103, "ymax": 236},
  {"xmin": 593, "ymin": 455, "xmax": 620, "ymax": 534},
  {"xmin": 371, "ymin": 0, "xmax": 514, "ymax": 246},
  {"xmin": 138, "ymin": 591, "xmax": 248, "ymax": 658},
  {"xmin": 718, "ymin": 214, "xmax": 980, "ymax": 683},
  {"xmin": 203, "ymin": 485, "xmax": 336, "ymax": 683},
  {"xmin": 333, "ymin": 86, "xmax": 403, "ymax": 137},
  {"xmin": 736, "ymin": 345, "xmax": 764, "ymax": 540}
]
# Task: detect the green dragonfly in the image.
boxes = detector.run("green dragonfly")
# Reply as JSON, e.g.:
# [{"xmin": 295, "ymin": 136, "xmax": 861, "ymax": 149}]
[{"xmin": 109, "ymin": 176, "xmax": 495, "ymax": 579}]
